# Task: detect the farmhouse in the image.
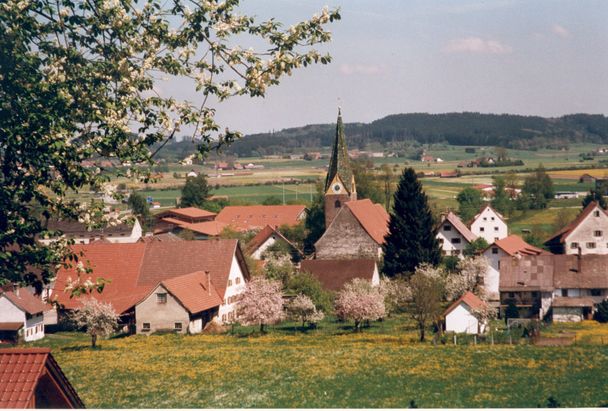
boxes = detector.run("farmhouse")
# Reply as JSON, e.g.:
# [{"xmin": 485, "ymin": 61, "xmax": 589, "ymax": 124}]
[
  {"xmin": 444, "ymin": 291, "xmax": 488, "ymax": 334},
  {"xmin": 215, "ymin": 204, "xmax": 307, "ymax": 232},
  {"xmin": 437, "ymin": 211, "xmax": 477, "ymax": 258},
  {"xmin": 469, "ymin": 205, "xmax": 508, "ymax": 244},
  {"xmin": 300, "ymin": 259, "xmax": 379, "ymax": 291},
  {"xmin": 0, "ymin": 288, "xmax": 48, "ymax": 342},
  {"xmin": 39, "ymin": 218, "xmax": 142, "ymax": 245},
  {"xmin": 0, "ymin": 348, "xmax": 84, "ymax": 408},
  {"xmin": 579, "ymin": 173, "xmax": 596, "ymax": 184},
  {"xmin": 52, "ymin": 239, "xmax": 249, "ymax": 327},
  {"xmin": 544, "ymin": 202, "xmax": 608, "ymax": 255}
]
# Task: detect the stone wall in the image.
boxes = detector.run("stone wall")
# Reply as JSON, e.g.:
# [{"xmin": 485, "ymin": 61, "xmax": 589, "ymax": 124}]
[{"xmin": 315, "ymin": 208, "xmax": 379, "ymax": 260}]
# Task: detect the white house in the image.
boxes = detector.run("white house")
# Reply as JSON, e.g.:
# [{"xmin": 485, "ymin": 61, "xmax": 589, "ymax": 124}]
[
  {"xmin": 444, "ymin": 292, "xmax": 488, "ymax": 334},
  {"xmin": 39, "ymin": 218, "xmax": 142, "ymax": 245},
  {"xmin": 437, "ymin": 211, "xmax": 477, "ymax": 258},
  {"xmin": 0, "ymin": 288, "xmax": 48, "ymax": 342},
  {"xmin": 544, "ymin": 201, "xmax": 608, "ymax": 255},
  {"xmin": 470, "ymin": 205, "xmax": 508, "ymax": 244}
]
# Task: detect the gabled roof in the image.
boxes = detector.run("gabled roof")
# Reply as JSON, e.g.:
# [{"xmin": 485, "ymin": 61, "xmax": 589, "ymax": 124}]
[
  {"xmin": 300, "ymin": 259, "xmax": 377, "ymax": 291},
  {"xmin": 246, "ymin": 225, "xmax": 301, "ymax": 255},
  {"xmin": 2, "ymin": 288, "xmax": 49, "ymax": 315},
  {"xmin": 151, "ymin": 271, "xmax": 222, "ymax": 314},
  {"xmin": 344, "ymin": 199, "xmax": 390, "ymax": 245},
  {"xmin": 0, "ymin": 322, "xmax": 23, "ymax": 331},
  {"xmin": 162, "ymin": 218, "xmax": 228, "ymax": 236},
  {"xmin": 0, "ymin": 348, "xmax": 84, "ymax": 408},
  {"xmin": 325, "ymin": 109, "xmax": 354, "ymax": 194},
  {"xmin": 544, "ymin": 201, "xmax": 607, "ymax": 245},
  {"xmin": 486, "ymin": 234, "xmax": 549, "ymax": 257},
  {"xmin": 156, "ymin": 207, "xmax": 216, "ymax": 222},
  {"xmin": 215, "ymin": 205, "xmax": 306, "ymax": 231},
  {"xmin": 444, "ymin": 291, "xmax": 487, "ymax": 317},
  {"xmin": 441, "ymin": 212, "xmax": 477, "ymax": 243}
]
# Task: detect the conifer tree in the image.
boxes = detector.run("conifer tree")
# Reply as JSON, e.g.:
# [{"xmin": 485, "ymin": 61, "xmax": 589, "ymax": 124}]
[{"xmin": 382, "ymin": 168, "xmax": 441, "ymax": 278}]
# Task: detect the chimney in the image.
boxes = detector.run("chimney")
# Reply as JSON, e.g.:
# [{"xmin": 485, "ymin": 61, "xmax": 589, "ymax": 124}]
[{"xmin": 206, "ymin": 271, "xmax": 211, "ymax": 296}]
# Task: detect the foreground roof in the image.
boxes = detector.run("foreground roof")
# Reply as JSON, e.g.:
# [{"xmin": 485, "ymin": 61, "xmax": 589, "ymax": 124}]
[
  {"xmin": 215, "ymin": 205, "xmax": 306, "ymax": 231},
  {"xmin": 344, "ymin": 199, "xmax": 390, "ymax": 245},
  {"xmin": 2, "ymin": 288, "xmax": 49, "ymax": 315},
  {"xmin": 0, "ymin": 348, "xmax": 84, "ymax": 408},
  {"xmin": 300, "ymin": 259, "xmax": 377, "ymax": 291},
  {"xmin": 487, "ymin": 234, "xmax": 549, "ymax": 256},
  {"xmin": 442, "ymin": 211, "xmax": 477, "ymax": 243}
]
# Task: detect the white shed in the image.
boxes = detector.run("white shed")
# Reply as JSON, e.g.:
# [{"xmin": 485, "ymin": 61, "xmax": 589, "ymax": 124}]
[
  {"xmin": 444, "ymin": 291, "xmax": 487, "ymax": 334},
  {"xmin": 0, "ymin": 288, "xmax": 48, "ymax": 342}
]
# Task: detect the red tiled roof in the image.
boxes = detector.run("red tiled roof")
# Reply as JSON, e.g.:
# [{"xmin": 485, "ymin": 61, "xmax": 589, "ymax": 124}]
[
  {"xmin": 300, "ymin": 259, "xmax": 377, "ymax": 291},
  {"xmin": 181, "ymin": 220, "xmax": 228, "ymax": 236},
  {"xmin": 53, "ymin": 240, "xmax": 247, "ymax": 314},
  {"xmin": 160, "ymin": 207, "xmax": 216, "ymax": 219},
  {"xmin": 487, "ymin": 234, "xmax": 549, "ymax": 256},
  {"xmin": 442, "ymin": 211, "xmax": 477, "ymax": 243},
  {"xmin": 344, "ymin": 199, "xmax": 390, "ymax": 245},
  {"xmin": 444, "ymin": 291, "xmax": 487, "ymax": 317},
  {"xmin": 0, "ymin": 323, "xmax": 23, "ymax": 331},
  {"xmin": 0, "ymin": 348, "xmax": 84, "ymax": 408},
  {"xmin": 545, "ymin": 202, "xmax": 606, "ymax": 245},
  {"xmin": 215, "ymin": 205, "xmax": 306, "ymax": 231},
  {"xmin": 158, "ymin": 271, "xmax": 222, "ymax": 314},
  {"xmin": 2, "ymin": 289, "xmax": 48, "ymax": 315}
]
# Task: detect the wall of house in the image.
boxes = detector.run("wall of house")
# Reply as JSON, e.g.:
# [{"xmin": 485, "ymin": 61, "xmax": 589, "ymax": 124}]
[
  {"xmin": 445, "ymin": 304, "xmax": 480, "ymax": 334},
  {"xmin": 218, "ymin": 255, "xmax": 248, "ymax": 323},
  {"xmin": 135, "ymin": 285, "xmax": 190, "ymax": 334},
  {"xmin": 470, "ymin": 208, "xmax": 508, "ymax": 244},
  {"xmin": 563, "ymin": 206, "xmax": 608, "ymax": 255},
  {"xmin": 25, "ymin": 314, "xmax": 45, "ymax": 342},
  {"xmin": 437, "ymin": 223, "xmax": 469, "ymax": 258},
  {"xmin": 553, "ymin": 307, "xmax": 584, "ymax": 322},
  {"xmin": 0, "ymin": 297, "xmax": 25, "ymax": 323},
  {"xmin": 107, "ymin": 220, "xmax": 143, "ymax": 244},
  {"xmin": 251, "ymin": 237, "xmax": 276, "ymax": 260},
  {"xmin": 315, "ymin": 208, "xmax": 379, "ymax": 260},
  {"xmin": 482, "ymin": 247, "xmax": 506, "ymax": 301}
]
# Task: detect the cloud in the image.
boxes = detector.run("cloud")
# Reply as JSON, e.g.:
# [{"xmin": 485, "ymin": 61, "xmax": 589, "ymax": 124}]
[
  {"xmin": 552, "ymin": 24, "xmax": 570, "ymax": 38},
  {"xmin": 339, "ymin": 64, "xmax": 386, "ymax": 76},
  {"xmin": 442, "ymin": 37, "xmax": 513, "ymax": 54}
]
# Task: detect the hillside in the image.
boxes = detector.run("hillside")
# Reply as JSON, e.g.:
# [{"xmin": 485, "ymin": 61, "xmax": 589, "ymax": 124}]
[{"xmin": 223, "ymin": 113, "xmax": 608, "ymax": 157}]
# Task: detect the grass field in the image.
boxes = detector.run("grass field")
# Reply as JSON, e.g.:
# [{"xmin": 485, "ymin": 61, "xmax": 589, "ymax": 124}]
[{"xmin": 28, "ymin": 317, "xmax": 608, "ymax": 408}]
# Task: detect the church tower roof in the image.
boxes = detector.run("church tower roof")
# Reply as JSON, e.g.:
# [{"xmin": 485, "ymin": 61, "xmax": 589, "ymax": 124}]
[{"xmin": 324, "ymin": 109, "xmax": 354, "ymax": 193}]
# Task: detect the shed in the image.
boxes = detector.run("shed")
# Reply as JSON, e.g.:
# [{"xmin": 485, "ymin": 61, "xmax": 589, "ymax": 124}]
[{"xmin": 444, "ymin": 292, "xmax": 487, "ymax": 334}]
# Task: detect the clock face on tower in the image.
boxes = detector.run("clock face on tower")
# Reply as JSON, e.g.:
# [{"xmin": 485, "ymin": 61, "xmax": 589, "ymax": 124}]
[{"xmin": 332, "ymin": 183, "xmax": 341, "ymax": 193}]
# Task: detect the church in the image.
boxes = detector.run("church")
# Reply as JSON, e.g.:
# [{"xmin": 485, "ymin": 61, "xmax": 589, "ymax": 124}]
[{"xmin": 301, "ymin": 110, "xmax": 389, "ymax": 289}]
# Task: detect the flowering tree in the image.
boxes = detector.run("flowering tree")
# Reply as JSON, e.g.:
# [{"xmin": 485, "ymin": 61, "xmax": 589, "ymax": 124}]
[
  {"xmin": 379, "ymin": 276, "xmax": 411, "ymax": 316},
  {"xmin": 334, "ymin": 278, "xmax": 385, "ymax": 332},
  {"xmin": 285, "ymin": 294, "xmax": 324, "ymax": 328},
  {"xmin": 237, "ymin": 277, "xmax": 284, "ymax": 333},
  {"xmin": 409, "ymin": 264, "xmax": 445, "ymax": 342},
  {"xmin": 445, "ymin": 256, "xmax": 489, "ymax": 301},
  {"xmin": 0, "ymin": 0, "xmax": 340, "ymax": 288},
  {"xmin": 71, "ymin": 298, "xmax": 119, "ymax": 348}
]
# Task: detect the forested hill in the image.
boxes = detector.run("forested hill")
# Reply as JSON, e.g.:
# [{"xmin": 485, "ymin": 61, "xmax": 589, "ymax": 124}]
[{"xmin": 225, "ymin": 113, "xmax": 608, "ymax": 157}]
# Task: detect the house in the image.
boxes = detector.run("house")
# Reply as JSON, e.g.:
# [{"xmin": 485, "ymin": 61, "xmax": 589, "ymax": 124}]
[
  {"xmin": 499, "ymin": 253, "xmax": 608, "ymax": 321},
  {"xmin": 52, "ymin": 240, "xmax": 250, "ymax": 327},
  {"xmin": 135, "ymin": 271, "xmax": 223, "ymax": 334},
  {"xmin": 579, "ymin": 173, "xmax": 597, "ymax": 184},
  {"xmin": 299, "ymin": 259, "xmax": 379, "ymax": 291},
  {"xmin": 440, "ymin": 171, "xmax": 458, "ymax": 178},
  {"xmin": 436, "ymin": 211, "xmax": 477, "ymax": 258},
  {"xmin": 154, "ymin": 207, "xmax": 224, "ymax": 238},
  {"xmin": 435, "ymin": 158, "xmax": 444, "ymax": 163},
  {"xmin": 444, "ymin": 292, "xmax": 488, "ymax": 334},
  {"xmin": 0, "ymin": 288, "xmax": 49, "ymax": 342},
  {"xmin": 314, "ymin": 199, "xmax": 389, "ymax": 260},
  {"xmin": 421, "ymin": 155, "xmax": 434, "ymax": 162},
  {"xmin": 554, "ymin": 191, "xmax": 580, "ymax": 199},
  {"xmin": 544, "ymin": 202, "xmax": 608, "ymax": 255},
  {"xmin": 187, "ymin": 170, "xmax": 198, "ymax": 178},
  {"xmin": 39, "ymin": 217, "xmax": 142, "ymax": 245},
  {"xmin": 215, "ymin": 204, "xmax": 307, "ymax": 232},
  {"xmin": 482, "ymin": 235, "xmax": 550, "ymax": 303},
  {"xmin": 469, "ymin": 205, "xmax": 508, "ymax": 243},
  {"xmin": 0, "ymin": 348, "xmax": 84, "ymax": 408},
  {"xmin": 246, "ymin": 225, "xmax": 302, "ymax": 262}
]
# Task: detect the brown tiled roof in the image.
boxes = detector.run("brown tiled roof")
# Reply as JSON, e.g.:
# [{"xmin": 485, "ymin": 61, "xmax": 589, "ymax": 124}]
[
  {"xmin": 180, "ymin": 220, "xmax": 228, "ymax": 236},
  {"xmin": 442, "ymin": 211, "xmax": 477, "ymax": 243},
  {"xmin": 246, "ymin": 225, "xmax": 301, "ymax": 255},
  {"xmin": 2, "ymin": 288, "xmax": 48, "ymax": 315},
  {"xmin": 139, "ymin": 232, "xmax": 184, "ymax": 243},
  {"xmin": 0, "ymin": 323, "xmax": 23, "ymax": 331},
  {"xmin": 0, "ymin": 348, "xmax": 84, "ymax": 408},
  {"xmin": 444, "ymin": 291, "xmax": 487, "ymax": 317},
  {"xmin": 46, "ymin": 218, "xmax": 135, "ymax": 237},
  {"xmin": 215, "ymin": 205, "xmax": 306, "ymax": 231},
  {"xmin": 156, "ymin": 207, "xmax": 216, "ymax": 223},
  {"xmin": 553, "ymin": 254, "xmax": 608, "ymax": 289},
  {"xmin": 552, "ymin": 296, "xmax": 594, "ymax": 308},
  {"xmin": 344, "ymin": 199, "xmax": 390, "ymax": 245},
  {"xmin": 488, "ymin": 234, "xmax": 549, "ymax": 256},
  {"xmin": 499, "ymin": 254, "xmax": 556, "ymax": 292},
  {"xmin": 158, "ymin": 271, "xmax": 222, "ymax": 314},
  {"xmin": 53, "ymin": 240, "xmax": 248, "ymax": 314},
  {"xmin": 300, "ymin": 259, "xmax": 377, "ymax": 291},
  {"xmin": 545, "ymin": 202, "xmax": 605, "ymax": 245}
]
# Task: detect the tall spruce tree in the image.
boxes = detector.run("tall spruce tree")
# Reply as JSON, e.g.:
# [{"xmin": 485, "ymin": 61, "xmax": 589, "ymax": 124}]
[{"xmin": 382, "ymin": 168, "xmax": 441, "ymax": 278}]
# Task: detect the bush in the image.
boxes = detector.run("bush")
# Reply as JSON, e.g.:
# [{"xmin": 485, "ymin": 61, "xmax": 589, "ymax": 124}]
[{"xmin": 594, "ymin": 300, "xmax": 608, "ymax": 323}]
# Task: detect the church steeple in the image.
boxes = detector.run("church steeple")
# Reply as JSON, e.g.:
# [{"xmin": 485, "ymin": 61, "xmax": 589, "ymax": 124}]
[{"xmin": 324, "ymin": 108, "xmax": 356, "ymax": 228}]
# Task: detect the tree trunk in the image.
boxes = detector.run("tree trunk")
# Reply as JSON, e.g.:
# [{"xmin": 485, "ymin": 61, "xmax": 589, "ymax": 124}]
[
  {"xmin": 419, "ymin": 326, "xmax": 425, "ymax": 342},
  {"xmin": 91, "ymin": 333, "xmax": 97, "ymax": 348},
  {"xmin": 260, "ymin": 323, "xmax": 265, "ymax": 333},
  {"xmin": 354, "ymin": 320, "xmax": 360, "ymax": 332}
]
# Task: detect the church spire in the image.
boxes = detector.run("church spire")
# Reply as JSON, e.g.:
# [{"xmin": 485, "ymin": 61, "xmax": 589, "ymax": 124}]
[{"xmin": 324, "ymin": 108, "xmax": 354, "ymax": 194}]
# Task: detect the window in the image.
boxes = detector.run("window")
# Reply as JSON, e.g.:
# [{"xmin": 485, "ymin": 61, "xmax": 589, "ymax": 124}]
[
  {"xmin": 561, "ymin": 289, "xmax": 569, "ymax": 297},
  {"xmin": 483, "ymin": 217, "xmax": 487, "ymax": 221},
  {"xmin": 494, "ymin": 226, "xmax": 499, "ymax": 232},
  {"xmin": 571, "ymin": 242, "xmax": 579, "ymax": 249},
  {"xmin": 334, "ymin": 200, "xmax": 341, "ymax": 208},
  {"xmin": 235, "ymin": 277, "xmax": 241, "ymax": 285},
  {"xmin": 142, "ymin": 323, "xmax": 150, "ymax": 331},
  {"xmin": 591, "ymin": 289, "xmax": 602, "ymax": 296},
  {"xmin": 594, "ymin": 210, "xmax": 600, "ymax": 217},
  {"xmin": 451, "ymin": 238, "xmax": 461, "ymax": 244},
  {"xmin": 595, "ymin": 230, "xmax": 603, "ymax": 237},
  {"xmin": 222, "ymin": 314, "xmax": 226, "ymax": 322},
  {"xmin": 480, "ymin": 227, "xmax": 485, "ymax": 232},
  {"xmin": 443, "ymin": 225, "xmax": 452, "ymax": 231},
  {"xmin": 587, "ymin": 242, "xmax": 596, "ymax": 249},
  {"xmin": 531, "ymin": 292, "xmax": 539, "ymax": 298},
  {"xmin": 494, "ymin": 237, "xmax": 499, "ymax": 241},
  {"xmin": 156, "ymin": 293, "xmax": 167, "ymax": 304},
  {"xmin": 492, "ymin": 247, "xmax": 499, "ymax": 254},
  {"xmin": 174, "ymin": 322, "xmax": 182, "ymax": 331},
  {"xmin": 228, "ymin": 279, "xmax": 232, "ymax": 286},
  {"xmin": 491, "ymin": 217, "xmax": 495, "ymax": 221}
]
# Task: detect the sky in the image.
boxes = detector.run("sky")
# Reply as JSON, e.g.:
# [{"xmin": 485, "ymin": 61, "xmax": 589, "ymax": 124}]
[{"xmin": 171, "ymin": 0, "xmax": 608, "ymax": 135}]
